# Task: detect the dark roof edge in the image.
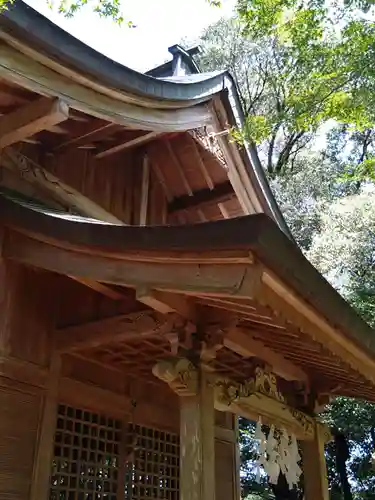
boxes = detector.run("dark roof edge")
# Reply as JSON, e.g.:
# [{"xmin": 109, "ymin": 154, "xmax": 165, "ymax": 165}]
[
  {"xmin": 0, "ymin": 0, "xmax": 291, "ymax": 237},
  {"xmin": 221, "ymin": 75, "xmax": 293, "ymax": 240},
  {"xmin": 0, "ymin": 193, "xmax": 373, "ymax": 358},
  {"xmin": 0, "ymin": 1, "xmax": 225, "ymax": 102},
  {"xmin": 146, "ymin": 45, "xmax": 201, "ymax": 78}
]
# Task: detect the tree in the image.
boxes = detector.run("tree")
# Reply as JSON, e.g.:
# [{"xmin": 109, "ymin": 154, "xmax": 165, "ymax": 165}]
[
  {"xmin": 198, "ymin": 6, "xmax": 375, "ymax": 177},
  {"xmin": 198, "ymin": 17, "xmax": 314, "ymax": 175},
  {"xmin": 197, "ymin": 7, "xmax": 375, "ymax": 497},
  {"xmin": 239, "ymin": 419, "xmax": 273, "ymax": 498},
  {"xmin": 0, "ymin": 0, "xmax": 221, "ymax": 25},
  {"xmin": 269, "ymin": 153, "xmax": 352, "ymax": 249},
  {"xmin": 308, "ymin": 190, "xmax": 375, "ymax": 497}
]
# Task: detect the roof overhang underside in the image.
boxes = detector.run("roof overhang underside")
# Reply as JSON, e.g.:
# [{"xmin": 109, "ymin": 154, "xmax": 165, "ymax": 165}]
[
  {"xmin": 1, "ymin": 194, "xmax": 375, "ymax": 402},
  {"xmin": 0, "ymin": 0, "xmax": 289, "ymax": 235}
]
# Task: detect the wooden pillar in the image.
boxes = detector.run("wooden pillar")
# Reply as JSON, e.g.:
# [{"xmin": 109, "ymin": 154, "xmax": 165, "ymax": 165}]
[
  {"xmin": 215, "ymin": 413, "xmax": 241, "ymax": 500},
  {"xmin": 179, "ymin": 367, "xmax": 215, "ymax": 500},
  {"xmin": 30, "ymin": 354, "xmax": 61, "ymax": 500},
  {"xmin": 301, "ymin": 423, "xmax": 329, "ymax": 500}
]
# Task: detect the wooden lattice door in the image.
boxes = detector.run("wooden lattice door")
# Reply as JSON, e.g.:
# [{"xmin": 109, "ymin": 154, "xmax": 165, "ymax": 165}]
[
  {"xmin": 50, "ymin": 404, "xmax": 121, "ymax": 500},
  {"xmin": 49, "ymin": 404, "xmax": 179, "ymax": 500},
  {"xmin": 125, "ymin": 424, "xmax": 179, "ymax": 500}
]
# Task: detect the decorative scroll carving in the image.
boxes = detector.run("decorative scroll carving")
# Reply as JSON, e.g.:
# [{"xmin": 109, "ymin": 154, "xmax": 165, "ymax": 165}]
[
  {"xmin": 214, "ymin": 378, "xmax": 255, "ymax": 407},
  {"xmin": 212, "ymin": 366, "xmax": 315, "ymax": 440},
  {"xmin": 152, "ymin": 357, "xmax": 198, "ymax": 396},
  {"xmin": 254, "ymin": 366, "xmax": 285, "ymax": 402},
  {"xmin": 153, "ymin": 359, "xmax": 315, "ymax": 439},
  {"xmin": 288, "ymin": 409, "xmax": 315, "ymax": 438},
  {"xmin": 214, "ymin": 366, "xmax": 285, "ymax": 407}
]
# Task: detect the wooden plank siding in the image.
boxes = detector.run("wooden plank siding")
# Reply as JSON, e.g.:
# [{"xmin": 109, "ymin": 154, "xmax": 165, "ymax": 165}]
[{"xmin": 44, "ymin": 148, "xmax": 167, "ymax": 225}]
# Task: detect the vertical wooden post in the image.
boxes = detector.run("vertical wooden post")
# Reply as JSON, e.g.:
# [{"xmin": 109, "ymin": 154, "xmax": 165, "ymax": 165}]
[
  {"xmin": 301, "ymin": 423, "xmax": 329, "ymax": 500},
  {"xmin": 180, "ymin": 367, "xmax": 215, "ymax": 500},
  {"xmin": 215, "ymin": 414, "xmax": 241, "ymax": 500},
  {"xmin": 233, "ymin": 417, "xmax": 241, "ymax": 500},
  {"xmin": 30, "ymin": 354, "xmax": 61, "ymax": 500},
  {"xmin": 139, "ymin": 155, "xmax": 150, "ymax": 226}
]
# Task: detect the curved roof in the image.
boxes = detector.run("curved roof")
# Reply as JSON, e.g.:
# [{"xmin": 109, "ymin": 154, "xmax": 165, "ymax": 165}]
[
  {"xmin": 2, "ymin": 193, "xmax": 375, "ymax": 401},
  {"xmin": 0, "ymin": 0, "xmax": 290, "ymax": 236},
  {"xmin": 1, "ymin": 1, "xmax": 226, "ymax": 103}
]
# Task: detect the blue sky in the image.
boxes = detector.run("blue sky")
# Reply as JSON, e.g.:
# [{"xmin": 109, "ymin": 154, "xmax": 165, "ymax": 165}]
[{"xmin": 25, "ymin": 0, "xmax": 235, "ymax": 72}]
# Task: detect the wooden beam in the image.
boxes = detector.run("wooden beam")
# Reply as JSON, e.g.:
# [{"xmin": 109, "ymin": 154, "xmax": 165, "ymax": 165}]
[
  {"xmin": 189, "ymin": 135, "xmax": 215, "ymax": 190},
  {"xmin": 218, "ymin": 202, "xmax": 229, "ymax": 219},
  {"xmin": 95, "ymin": 131, "xmax": 161, "ymax": 159},
  {"xmin": 59, "ymin": 374, "xmax": 179, "ymax": 432},
  {"xmin": 166, "ymin": 141, "xmax": 193, "ymax": 196},
  {"xmin": 2, "ymin": 149, "xmax": 123, "ymax": 223},
  {"xmin": 55, "ymin": 309, "xmax": 179, "ymax": 352},
  {"xmin": 210, "ymin": 101, "xmax": 263, "ymax": 215},
  {"xmin": 69, "ymin": 276, "xmax": 129, "ymax": 300},
  {"xmin": 136, "ymin": 288, "xmax": 195, "ymax": 319},
  {"xmin": 261, "ymin": 270, "xmax": 375, "ymax": 387},
  {"xmin": 30, "ymin": 354, "xmax": 61, "ymax": 500},
  {"xmin": 168, "ymin": 180, "xmax": 233, "ymax": 214},
  {"xmin": 224, "ymin": 327, "xmax": 308, "ymax": 383},
  {"xmin": 139, "ymin": 155, "xmax": 150, "ymax": 225},
  {"xmin": 4, "ymin": 233, "xmax": 262, "ymax": 299},
  {"xmin": 301, "ymin": 423, "xmax": 330, "ymax": 500},
  {"xmin": 0, "ymin": 97, "xmax": 69, "ymax": 149},
  {"xmin": 52, "ymin": 120, "xmax": 119, "ymax": 152}
]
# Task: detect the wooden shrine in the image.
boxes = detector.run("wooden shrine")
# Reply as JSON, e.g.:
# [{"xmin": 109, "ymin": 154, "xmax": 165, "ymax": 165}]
[{"xmin": 0, "ymin": 3, "xmax": 374, "ymax": 500}]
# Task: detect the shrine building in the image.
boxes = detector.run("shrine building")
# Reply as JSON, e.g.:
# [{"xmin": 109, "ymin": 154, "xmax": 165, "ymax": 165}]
[{"xmin": 0, "ymin": 2, "xmax": 374, "ymax": 500}]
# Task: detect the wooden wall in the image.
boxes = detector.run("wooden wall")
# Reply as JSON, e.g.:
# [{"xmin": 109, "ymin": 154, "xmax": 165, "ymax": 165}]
[
  {"xmin": 0, "ymin": 236, "xmax": 240, "ymax": 500},
  {"xmin": 0, "ymin": 254, "xmax": 180, "ymax": 499},
  {"xmin": 0, "ymin": 257, "xmax": 47, "ymax": 500},
  {"xmin": 44, "ymin": 147, "xmax": 167, "ymax": 225}
]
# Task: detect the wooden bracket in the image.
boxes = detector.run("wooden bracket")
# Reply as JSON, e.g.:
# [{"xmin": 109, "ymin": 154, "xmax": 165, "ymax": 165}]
[
  {"xmin": 55, "ymin": 310, "xmax": 185, "ymax": 352},
  {"xmin": 0, "ymin": 97, "xmax": 69, "ymax": 149},
  {"xmin": 153, "ymin": 357, "xmax": 316, "ymax": 440}
]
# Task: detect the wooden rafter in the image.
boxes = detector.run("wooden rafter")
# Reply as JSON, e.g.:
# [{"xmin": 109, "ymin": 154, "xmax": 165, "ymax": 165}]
[
  {"xmin": 189, "ymin": 135, "xmax": 215, "ymax": 190},
  {"xmin": 55, "ymin": 309, "xmax": 180, "ymax": 352},
  {"xmin": 136, "ymin": 288, "xmax": 195, "ymax": 319},
  {"xmin": 165, "ymin": 141, "xmax": 193, "ymax": 196},
  {"xmin": 0, "ymin": 97, "xmax": 69, "ymax": 149},
  {"xmin": 139, "ymin": 155, "xmax": 150, "ymax": 225},
  {"xmin": 149, "ymin": 157, "xmax": 173, "ymax": 202},
  {"xmin": 224, "ymin": 327, "xmax": 308, "ymax": 383},
  {"xmin": 52, "ymin": 120, "xmax": 119, "ymax": 152},
  {"xmin": 95, "ymin": 131, "xmax": 161, "ymax": 159},
  {"xmin": 68, "ymin": 276, "xmax": 129, "ymax": 301},
  {"xmin": 1, "ymin": 144, "xmax": 126, "ymax": 296},
  {"xmin": 210, "ymin": 101, "xmax": 263, "ymax": 214},
  {"xmin": 2, "ymin": 149, "xmax": 123, "ymax": 223},
  {"xmin": 168, "ymin": 180, "xmax": 233, "ymax": 214}
]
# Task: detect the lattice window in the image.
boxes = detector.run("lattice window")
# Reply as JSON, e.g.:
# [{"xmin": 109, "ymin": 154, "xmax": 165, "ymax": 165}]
[
  {"xmin": 50, "ymin": 404, "xmax": 121, "ymax": 500},
  {"xmin": 49, "ymin": 404, "xmax": 180, "ymax": 500},
  {"xmin": 125, "ymin": 425, "xmax": 179, "ymax": 500}
]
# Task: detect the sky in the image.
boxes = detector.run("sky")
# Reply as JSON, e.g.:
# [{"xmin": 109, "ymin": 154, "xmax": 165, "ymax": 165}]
[{"xmin": 25, "ymin": 0, "xmax": 235, "ymax": 72}]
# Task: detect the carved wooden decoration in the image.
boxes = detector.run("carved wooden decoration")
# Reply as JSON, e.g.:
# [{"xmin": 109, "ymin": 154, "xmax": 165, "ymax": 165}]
[
  {"xmin": 153, "ymin": 358, "xmax": 315, "ymax": 440},
  {"xmin": 152, "ymin": 358, "xmax": 198, "ymax": 397}
]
